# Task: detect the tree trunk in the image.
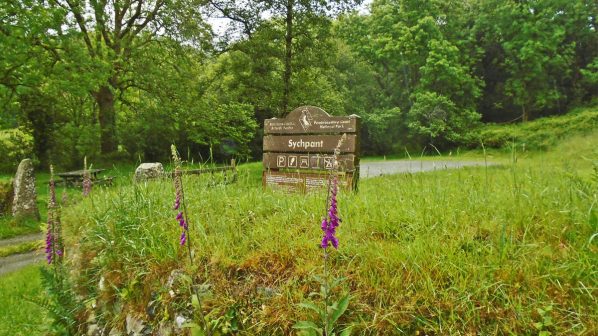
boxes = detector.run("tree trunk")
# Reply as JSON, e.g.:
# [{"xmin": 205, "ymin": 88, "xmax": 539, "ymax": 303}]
[
  {"xmin": 282, "ymin": 0, "xmax": 293, "ymax": 115},
  {"xmin": 95, "ymin": 85, "xmax": 118, "ymax": 154},
  {"xmin": 522, "ymin": 104, "xmax": 529, "ymax": 122}
]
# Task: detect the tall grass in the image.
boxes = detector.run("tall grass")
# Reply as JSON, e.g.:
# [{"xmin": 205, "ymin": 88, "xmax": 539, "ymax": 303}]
[
  {"xmin": 61, "ymin": 132, "xmax": 597, "ymax": 335},
  {"xmin": 0, "ymin": 264, "xmax": 48, "ymax": 335}
]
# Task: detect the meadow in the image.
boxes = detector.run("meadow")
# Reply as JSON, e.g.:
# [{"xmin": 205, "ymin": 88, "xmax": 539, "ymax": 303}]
[
  {"xmin": 1, "ymin": 113, "xmax": 596, "ymax": 335},
  {"xmin": 52, "ymin": 131, "xmax": 596, "ymax": 335}
]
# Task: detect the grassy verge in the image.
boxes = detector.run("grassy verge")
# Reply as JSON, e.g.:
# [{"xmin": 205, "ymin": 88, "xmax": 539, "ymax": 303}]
[
  {"xmin": 0, "ymin": 241, "xmax": 41, "ymax": 258},
  {"xmin": 59, "ymin": 130, "xmax": 598, "ymax": 335},
  {"xmin": 0, "ymin": 217, "xmax": 41, "ymax": 240},
  {"xmin": 479, "ymin": 105, "xmax": 598, "ymax": 150},
  {"xmin": 0, "ymin": 264, "xmax": 48, "ymax": 336}
]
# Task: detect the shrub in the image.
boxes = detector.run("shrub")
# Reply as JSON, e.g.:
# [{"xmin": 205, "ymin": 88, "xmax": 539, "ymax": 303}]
[
  {"xmin": 0, "ymin": 128, "xmax": 35, "ymax": 172},
  {"xmin": 479, "ymin": 106, "xmax": 598, "ymax": 150},
  {"xmin": 0, "ymin": 181, "xmax": 13, "ymax": 216},
  {"xmin": 407, "ymin": 91, "xmax": 481, "ymax": 147}
]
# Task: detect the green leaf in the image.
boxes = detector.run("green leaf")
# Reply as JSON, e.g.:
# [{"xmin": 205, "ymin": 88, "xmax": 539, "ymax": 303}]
[
  {"xmin": 293, "ymin": 320, "xmax": 322, "ymax": 333},
  {"xmin": 539, "ymin": 331, "xmax": 551, "ymax": 336},
  {"xmin": 340, "ymin": 326, "xmax": 353, "ymax": 336},
  {"xmin": 191, "ymin": 294, "xmax": 200, "ymax": 308},
  {"xmin": 298, "ymin": 302, "xmax": 324, "ymax": 317},
  {"xmin": 182, "ymin": 323, "xmax": 205, "ymax": 336},
  {"xmin": 327, "ymin": 295, "xmax": 350, "ymax": 331},
  {"xmin": 533, "ymin": 322, "xmax": 544, "ymax": 330}
]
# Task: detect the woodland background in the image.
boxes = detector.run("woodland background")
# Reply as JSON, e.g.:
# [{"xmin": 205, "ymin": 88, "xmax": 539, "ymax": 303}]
[{"xmin": 1, "ymin": 0, "xmax": 597, "ymax": 171}]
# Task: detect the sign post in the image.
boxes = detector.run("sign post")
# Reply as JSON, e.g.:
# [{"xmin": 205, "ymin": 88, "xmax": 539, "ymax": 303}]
[{"xmin": 262, "ymin": 106, "xmax": 360, "ymax": 192}]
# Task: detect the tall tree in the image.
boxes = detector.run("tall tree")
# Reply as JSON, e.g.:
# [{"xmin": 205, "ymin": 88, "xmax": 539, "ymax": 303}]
[
  {"xmin": 45, "ymin": 0, "xmax": 211, "ymax": 153},
  {"xmin": 209, "ymin": 0, "xmax": 361, "ymax": 115}
]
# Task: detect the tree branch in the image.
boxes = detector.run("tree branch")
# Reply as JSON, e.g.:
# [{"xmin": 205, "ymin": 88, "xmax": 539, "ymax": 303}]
[{"xmin": 62, "ymin": 0, "xmax": 97, "ymax": 57}]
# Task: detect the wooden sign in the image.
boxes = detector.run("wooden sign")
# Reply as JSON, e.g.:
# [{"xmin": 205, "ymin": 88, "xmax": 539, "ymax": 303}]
[
  {"xmin": 263, "ymin": 134, "xmax": 357, "ymax": 153},
  {"xmin": 263, "ymin": 106, "xmax": 360, "ymax": 192},
  {"xmin": 263, "ymin": 171, "xmax": 355, "ymax": 192},
  {"xmin": 263, "ymin": 153, "xmax": 357, "ymax": 171},
  {"xmin": 265, "ymin": 106, "xmax": 359, "ymax": 134}
]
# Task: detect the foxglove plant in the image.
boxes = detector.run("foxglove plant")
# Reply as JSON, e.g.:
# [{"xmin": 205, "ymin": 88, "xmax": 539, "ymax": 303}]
[
  {"xmin": 295, "ymin": 135, "xmax": 351, "ymax": 336},
  {"xmin": 82, "ymin": 156, "xmax": 92, "ymax": 196},
  {"xmin": 46, "ymin": 165, "xmax": 63, "ymax": 264},
  {"xmin": 171, "ymin": 145, "xmax": 211, "ymax": 336}
]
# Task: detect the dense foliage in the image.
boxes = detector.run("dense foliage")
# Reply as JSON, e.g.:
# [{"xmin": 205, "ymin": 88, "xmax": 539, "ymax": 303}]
[{"xmin": 1, "ymin": 0, "xmax": 597, "ymax": 170}]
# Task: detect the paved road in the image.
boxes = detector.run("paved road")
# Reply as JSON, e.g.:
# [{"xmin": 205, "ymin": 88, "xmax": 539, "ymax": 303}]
[
  {"xmin": 360, "ymin": 160, "xmax": 493, "ymax": 178},
  {"xmin": 0, "ymin": 232, "xmax": 43, "ymax": 248},
  {"xmin": 0, "ymin": 233, "xmax": 44, "ymax": 276},
  {"xmin": 0, "ymin": 250, "xmax": 44, "ymax": 276}
]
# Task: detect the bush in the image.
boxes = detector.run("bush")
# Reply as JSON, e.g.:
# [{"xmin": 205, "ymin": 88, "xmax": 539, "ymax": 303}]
[
  {"xmin": 0, "ymin": 181, "xmax": 13, "ymax": 216},
  {"xmin": 0, "ymin": 128, "xmax": 35, "ymax": 172},
  {"xmin": 407, "ymin": 91, "xmax": 481, "ymax": 148},
  {"xmin": 478, "ymin": 106, "xmax": 598, "ymax": 150}
]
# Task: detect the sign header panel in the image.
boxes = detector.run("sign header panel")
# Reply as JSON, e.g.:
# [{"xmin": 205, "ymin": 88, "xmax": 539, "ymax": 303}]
[
  {"xmin": 264, "ymin": 106, "xmax": 358, "ymax": 134},
  {"xmin": 263, "ymin": 134, "xmax": 357, "ymax": 153}
]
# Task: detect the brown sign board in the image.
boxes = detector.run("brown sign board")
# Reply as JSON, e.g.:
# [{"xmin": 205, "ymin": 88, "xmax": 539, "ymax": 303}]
[
  {"xmin": 263, "ymin": 171, "xmax": 355, "ymax": 192},
  {"xmin": 265, "ymin": 106, "xmax": 359, "ymax": 134},
  {"xmin": 262, "ymin": 106, "xmax": 360, "ymax": 192},
  {"xmin": 263, "ymin": 134, "xmax": 357, "ymax": 154},
  {"xmin": 263, "ymin": 153, "xmax": 357, "ymax": 171}
]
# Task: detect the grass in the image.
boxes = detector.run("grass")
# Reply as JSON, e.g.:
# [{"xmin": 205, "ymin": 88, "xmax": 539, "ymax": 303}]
[
  {"xmin": 58, "ymin": 129, "xmax": 598, "ymax": 335},
  {"xmin": 0, "ymin": 264, "xmax": 48, "ymax": 336},
  {"xmin": 479, "ymin": 105, "xmax": 598, "ymax": 150},
  {"xmin": 0, "ymin": 217, "xmax": 40, "ymax": 240},
  {"xmin": 0, "ymin": 241, "xmax": 41, "ymax": 258}
]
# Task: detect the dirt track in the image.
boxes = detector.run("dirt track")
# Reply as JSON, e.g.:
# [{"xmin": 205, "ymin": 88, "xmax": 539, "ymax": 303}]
[{"xmin": 360, "ymin": 160, "xmax": 493, "ymax": 178}]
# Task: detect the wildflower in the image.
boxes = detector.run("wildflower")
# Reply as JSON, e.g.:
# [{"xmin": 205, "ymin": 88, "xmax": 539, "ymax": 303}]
[
  {"xmin": 61, "ymin": 189, "xmax": 68, "ymax": 205},
  {"xmin": 82, "ymin": 156, "xmax": 92, "ymax": 196},
  {"xmin": 170, "ymin": 144, "xmax": 211, "ymax": 335},
  {"xmin": 46, "ymin": 165, "xmax": 63, "ymax": 264},
  {"xmin": 320, "ymin": 176, "xmax": 340, "ymax": 249},
  {"xmin": 45, "ymin": 229, "xmax": 53, "ymax": 264},
  {"xmin": 171, "ymin": 145, "xmax": 188, "ymax": 246}
]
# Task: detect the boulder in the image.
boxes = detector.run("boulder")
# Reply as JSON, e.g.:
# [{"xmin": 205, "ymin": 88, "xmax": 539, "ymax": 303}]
[
  {"xmin": 134, "ymin": 163, "xmax": 164, "ymax": 182},
  {"xmin": 11, "ymin": 159, "xmax": 40, "ymax": 220},
  {"xmin": 0, "ymin": 180, "xmax": 13, "ymax": 216}
]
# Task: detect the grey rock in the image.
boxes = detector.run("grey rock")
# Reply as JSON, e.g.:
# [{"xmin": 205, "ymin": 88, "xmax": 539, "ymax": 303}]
[
  {"xmin": 11, "ymin": 159, "xmax": 40, "ymax": 220},
  {"xmin": 126, "ymin": 314, "xmax": 146, "ymax": 336},
  {"xmin": 174, "ymin": 315, "xmax": 187, "ymax": 329},
  {"xmin": 157, "ymin": 323, "xmax": 173, "ymax": 336},
  {"xmin": 134, "ymin": 163, "xmax": 164, "ymax": 182},
  {"xmin": 87, "ymin": 324, "xmax": 100, "ymax": 336}
]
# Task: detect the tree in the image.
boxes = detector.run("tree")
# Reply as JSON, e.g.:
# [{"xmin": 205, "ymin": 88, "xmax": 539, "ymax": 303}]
[
  {"xmin": 209, "ymin": 0, "xmax": 362, "ymax": 115},
  {"xmin": 337, "ymin": 0, "xmax": 482, "ymax": 147},
  {"xmin": 44, "ymin": 0, "xmax": 211, "ymax": 153}
]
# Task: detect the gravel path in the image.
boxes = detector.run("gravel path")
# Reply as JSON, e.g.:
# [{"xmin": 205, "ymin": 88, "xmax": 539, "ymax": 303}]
[
  {"xmin": 360, "ymin": 160, "xmax": 494, "ymax": 178},
  {"xmin": 0, "ymin": 250, "xmax": 44, "ymax": 276},
  {"xmin": 0, "ymin": 233, "xmax": 44, "ymax": 276},
  {"xmin": 0, "ymin": 232, "xmax": 43, "ymax": 248}
]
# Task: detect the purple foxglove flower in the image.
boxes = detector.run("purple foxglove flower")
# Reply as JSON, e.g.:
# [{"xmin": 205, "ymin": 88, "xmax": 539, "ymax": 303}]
[
  {"xmin": 180, "ymin": 231, "xmax": 187, "ymax": 246},
  {"xmin": 320, "ymin": 176, "xmax": 341, "ymax": 250}
]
